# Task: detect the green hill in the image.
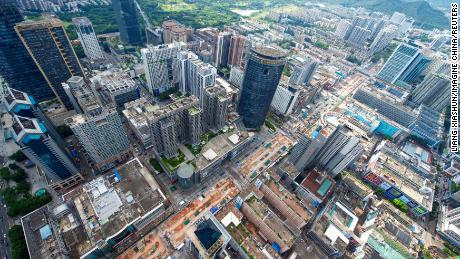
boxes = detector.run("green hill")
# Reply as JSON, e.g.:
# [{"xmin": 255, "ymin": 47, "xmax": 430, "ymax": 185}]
[{"xmin": 321, "ymin": 0, "xmax": 448, "ymax": 29}]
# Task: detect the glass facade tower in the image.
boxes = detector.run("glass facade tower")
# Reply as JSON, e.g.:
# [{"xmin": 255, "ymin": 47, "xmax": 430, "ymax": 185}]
[
  {"xmin": 237, "ymin": 46, "xmax": 287, "ymax": 129},
  {"xmin": 112, "ymin": 0, "xmax": 143, "ymax": 45},
  {"xmin": 0, "ymin": 1, "xmax": 55, "ymax": 102}
]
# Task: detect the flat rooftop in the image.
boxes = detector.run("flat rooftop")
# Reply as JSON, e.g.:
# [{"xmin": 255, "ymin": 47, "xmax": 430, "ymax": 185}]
[
  {"xmin": 196, "ymin": 131, "xmax": 251, "ymax": 171},
  {"xmin": 300, "ymin": 169, "xmax": 335, "ymax": 201}
]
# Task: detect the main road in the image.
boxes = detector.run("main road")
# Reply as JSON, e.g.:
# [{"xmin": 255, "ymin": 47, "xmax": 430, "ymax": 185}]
[{"xmin": 0, "ymin": 198, "xmax": 12, "ymax": 259}]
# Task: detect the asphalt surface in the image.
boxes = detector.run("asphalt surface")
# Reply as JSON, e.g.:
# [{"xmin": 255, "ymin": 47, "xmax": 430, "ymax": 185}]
[{"xmin": 0, "ymin": 198, "xmax": 12, "ymax": 259}]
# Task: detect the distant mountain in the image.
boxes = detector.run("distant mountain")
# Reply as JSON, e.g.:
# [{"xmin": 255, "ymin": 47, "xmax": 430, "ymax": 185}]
[{"xmin": 318, "ymin": 0, "xmax": 449, "ymax": 29}]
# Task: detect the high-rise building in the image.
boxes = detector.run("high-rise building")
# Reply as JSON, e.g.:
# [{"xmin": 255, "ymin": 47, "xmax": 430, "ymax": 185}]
[
  {"xmin": 347, "ymin": 26, "xmax": 371, "ymax": 48},
  {"xmin": 177, "ymin": 50, "xmax": 199, "ymax": 93},
  {"xmin": 3, "ymin": 86, "xmax": 65, "ymax": 150},
  {"xmin": 203, "ymin": 86, "xmax": 230, "ymax": 131},
  {"xmin": 431, "ymin": 35, "xmax": 450, "ymax": 51},
  {"xmin": 229, "ymin": 66, "xmax": 244, "ymax": 88},
  {"xmin": 141, "ymin": 43, "xmax": 180, "ymax": 95},
  {"xmin": 112, "ymin": 0, "xmax": 143, "ymax": 45},
  {"xmin": 369, "ymin": 25, "xmax": 397, "ymax": 54},
  {"xmin": 90, "ymin": 69, "xmax": 139, "ymax": 107},
  {"xmin": 315, "ymin": 125, "xmax": 364, "ymax": 177},
  {"xmin": 0, "ymin": 2, "xmax": 54, "ymax": 102},
  {"xmin": 271, "ymin": 84, "xmax": 299, "ymax": 115},
  {"xmin": 389, "ymin": 12, "xmax": 406, "ymax": 24},
  {"xmin": 397, "ymin": 54, "xmax": 431, "ymax": 84},
  {"xmin": 215, "ymin": 32, "xmax": 232, "ymax": 68},
  {"xmin": 369, "ymin": 19, "xmax": 386, "ymax": 42},
  {"xmin": 425, "ymin": 58, "xmax": 449, "ymax": 77},
  {"xmin": 145, "ymin": 26, "xmax": 163, "ymax": 45},
  {"xmin": 238, "ymin": 46, "xmax": 287, "ymax": 130},
  {"xmin": 148, "ymin": 96, "xmax": 202, "ymax": 158},
  {"xmin": 289, "ymin": 56, "xmax": 318, "ymax": 86},
  {"xmin": 411, "ymin": 74, "xmax": 450, "ymax": 112},
  {"xmin": 10, "ymin": 115, "xmax": 78, "ymax": 180},
  {"xmin": 290, "ymin": 129, "xmax": 329, "ymax": 172},
  {"xmin": 335, "ymin": 20, "xmax": 352, "ymax": 40},
  {"xmin": 229, "ymin": 34, "xmax": 246, "ymax": 68},
  {"xmin": 67, "ymin": 108, "xmax": 130, "ymax": 170},
  {"xmin": 377, "ymin": 43, "xmax": 420, "ymax": 84},
  {"xmin": 72, "ymin": 17, "xmax": 105, "ymax": 60},
  {"xmin": 15, "ymin": 19, "xmax": 84, "ymax": 110},
  {"xmin": 162, "ymin": 20, "xmax": 191, "ymax": 44},
  {"xmin": 179, "ymin": 56, "xmax": 217, "ymax": 106}
]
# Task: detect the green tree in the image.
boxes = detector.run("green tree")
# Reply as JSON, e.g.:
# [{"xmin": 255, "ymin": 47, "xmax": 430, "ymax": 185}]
[
  {"xmin": 8, "ymin": 225, "xmax": 30, "ymax": 259},
  {"xmin": 0, "ymin": 167, "xmax": 11, "ymax": 181},
  {"xmin": 10, "ymin": 151, "xmax": 26, "ymax": 162}
]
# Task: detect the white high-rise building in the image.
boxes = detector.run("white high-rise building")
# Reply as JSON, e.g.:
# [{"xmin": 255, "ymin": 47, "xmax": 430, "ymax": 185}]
[
  {"xmin": 389, "ymin": 12, "xmax": 406, "ymax": 24},
  {"xmin": 177, "ymin": 50, "xmax": 199, "ymax": 93},
  {"xmin": 377, "ymin": 43, "xmax": 420, "ymax": 84},
  {"xmin": 431, "ymin": 35, "xmax": 450, "ymax": 50},
  {"xmin": 271, "ymin": 84, "xmax": 299, "ymax": 115},
  {"xmin": 289, "ymin": 56, "xmax": 318, "ymax": 86},
  {"xmin": 141, "ymin": 43, "xmax": 180, "ymax": 95},
  {"xmin": 72, "ymin": 17, "xmax": 105, "ymax": 60},
  {"xmin": 66, "ymin": 108, "xmax": 130, "ymax": 170},
  {"xmin": 335, "ymin": 20, "xmax": 351, "ymax": 39},
  {"xmin": 347, "ymin": 26, "xmax": 371, "ymax": 48},
  {"xmin": 369, "ymin": 25, "xmax": 398, "ymax": 54}
]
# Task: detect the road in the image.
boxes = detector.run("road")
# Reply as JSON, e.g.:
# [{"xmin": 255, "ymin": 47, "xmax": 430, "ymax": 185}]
[{"xmin": 0, "ymin": 198, "xmax": 12, "ymax": 259}]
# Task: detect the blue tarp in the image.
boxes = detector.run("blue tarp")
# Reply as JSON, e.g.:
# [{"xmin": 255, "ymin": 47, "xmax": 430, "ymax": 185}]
[
  {"xmin": 210, "ymin": 206, "xmax": 219, "ymax": 215},
  {"xmin": 114, "ymin": 169, "xmax": 122, "ymax": 182},
  {"xmin": 272, "ymin": 242, "xmax": 281, "ymax": 253}
]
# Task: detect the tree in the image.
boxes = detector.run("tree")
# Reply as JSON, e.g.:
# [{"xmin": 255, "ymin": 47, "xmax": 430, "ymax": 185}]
[
  {"xmin": 10, "ymin": 151, "xmax": 26, "ymax": 162},
  {"xmin": 56, "ymin": 125, "xmax": 74, "ymax": 138},
  {"xmin": 8, "ymin": 225, "xmax": 30, "ymax": 259},
  {"xmin": 11, "ymin": 169, "xmax": 27, "ymax": 182},
  {"xmin": 0, "ymin": 167, "xmax": 11, "ymax": 181}
]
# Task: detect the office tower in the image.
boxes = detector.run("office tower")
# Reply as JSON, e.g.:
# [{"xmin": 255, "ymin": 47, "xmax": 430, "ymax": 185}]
[
  {"xmin": 238, "ymin": 46, "xmax": 287, "ymax": 130},
  {"xmin": 141, "ymin": 43, "xmax": 180, "ymax": 95},
  {"xmin": 177, "ymin": 50, "xmax": 199, "ymax": 93},
  {"xmin": 409, "ymin": 105, "xmax": 444, "ymax": 148},
  {"xmin": 377, "ymin": 43, "xmax": 420, "ymax": 84},
  {"xmin": 289, "ymin": 135, "xmax": 310, "ymax": 165},
  {"xmin": 431, "ymin": 35, "xmax": 450, "ymax": 50},
  {"xmin": 203, "ymin": 86, "xmax": 230, "ymax": 131},
  {"xmin": 162, "ymin": 20, "xmax": 190, "ymax": 44},
  {"xmin": 10, "ymin": 115, "xmax": 78, "ymax": 180},
  {"xmin": 15, "ymin": 19, "xmax": 84, "ymax": 110},
  {"xmin": 112, "ymin": 0, "xmax": 143, "ymax": 45},
  {"xmin": 271, "ymin": 84, "xmax": 299, "ymax": 115},
  {"xmin": 72, "ymin": 17, "xmax": 105, "ymax": 60},
  {"xmin": 187, "ymin": 58, "xmax": 217, "ymax": 106},
  {"xmin": 289, "ymin": 56, "xmax": 318, "ymax": 86},
  {"xmin": 315, "ymin": 125, "xmax": 364, "ymax": 177},
  {"xmin": 347, "ymin": 26, "xmax": 371, "ymax": 48},
  {"xmin": 411, "ymin": 74, "xmax": 450, "ymax": 112},
  {"xmin": 229, "ymin": 34, "xmax": 246, "ymax": 68},
  {"xmin": 291, "ymin": 130, "xmax": 329, "ymax": 172},
  {"xmin": 215, "ymin": 32, "xmax": 232, "ymax": 68},
  {"xmin": 148, "ymin": 96, "xmax": 201, "ymax": 158},
  {"xmin": 0, "ymin": 2, "xmax": 54, "ymax": 102},
  {"xmin": 145, "ymin": 26, "xmax": 163, "ymax": 45},
  {"xmin": 369, "ymin": 25, "xmax": 397, "ymax": 54},
  {"xmin": 335, "ymin": 20, "xmax": 351, "ymax": 40},
  {"xmin": 389, "ymin": 12, "xmax": 406, "ymax": 24},
  {"xmin": 3, "ymin": 85, "xmax": 66, "ymax": 150},
  {"xmin": 67, "ymin": 108, "xmax": 130, "ymax": 170},
  {"xmin": 398, "ymin": 54, "xmax": 431, "ymax": 84}
]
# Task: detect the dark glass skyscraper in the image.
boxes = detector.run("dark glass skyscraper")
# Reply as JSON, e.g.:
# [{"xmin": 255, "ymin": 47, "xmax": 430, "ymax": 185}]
[
  {"xmin": 0, "ymin": 1, "xmax": 55, "ymax": 102},
  {"xmin": 15, "ymin": 19, "xmax": 84, "ymax": 110},
  {"xmin": 237, "ymin": 46, "xmax": 287, "ymax": 129},
  {"xmin": 112, "ymin": 0, "xmax": 143, "ymax": 45}
]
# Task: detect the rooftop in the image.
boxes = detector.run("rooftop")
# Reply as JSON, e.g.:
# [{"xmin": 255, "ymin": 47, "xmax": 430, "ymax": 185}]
[
  {"xmin": 300, "ymin": 169, "xmax": 335, "ymax": 201},
  {"xmin": 22, "ymin": 158, "xmax": 168, "ymax": 259}
]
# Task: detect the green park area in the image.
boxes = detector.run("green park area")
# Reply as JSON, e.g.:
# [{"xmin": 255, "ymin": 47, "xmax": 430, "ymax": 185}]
[{"xmin": 0, "ymin": 164, "xmax": 52, "ymax": 217}]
